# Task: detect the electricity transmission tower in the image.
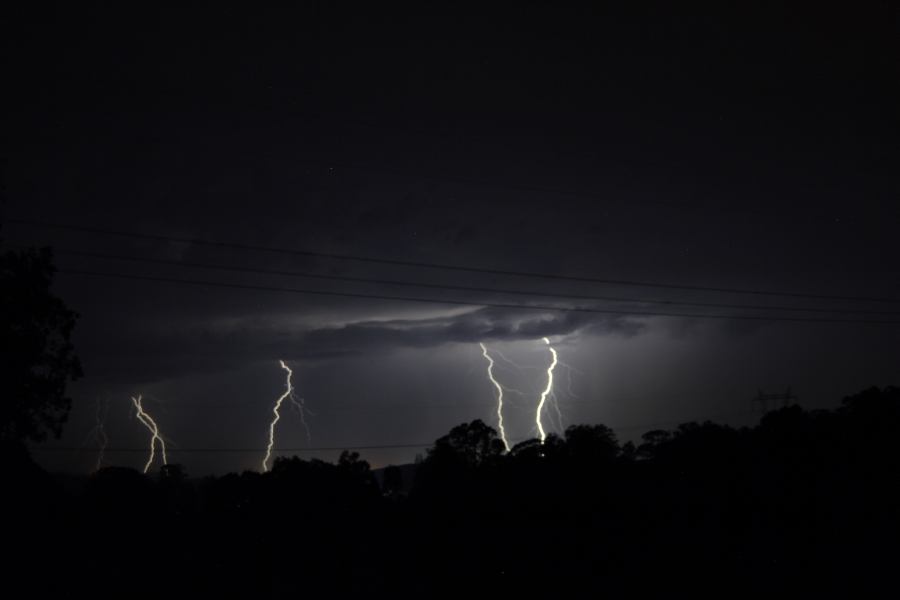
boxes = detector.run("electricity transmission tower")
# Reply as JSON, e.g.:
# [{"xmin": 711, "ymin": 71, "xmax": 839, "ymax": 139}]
[{"xmin": 752, "ymin": 387, "xmax": 798, "ymax": 415}]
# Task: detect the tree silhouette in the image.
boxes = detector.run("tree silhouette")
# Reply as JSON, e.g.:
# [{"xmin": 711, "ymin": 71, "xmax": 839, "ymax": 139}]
[
  {"xmin": 413, "ymin": 420, "xmax": 505, "ymax": 504},
  {"xmin": 4, "ymin": 384, "xmax": 899, "ymax": 597},
  {"xmin": 564, "ymin": 423, "xmax": 619, "ymax": 463},
  {"xmin": 0, "ymin": 246, "xmax": 82, "ymax": 443},
  {"xmin": 637, "ymin": 428, "xmax": 671, "ymax": 459},
  {"xmin": 427, "ymin": 419, "xmax": 504, "ymax": 466}
]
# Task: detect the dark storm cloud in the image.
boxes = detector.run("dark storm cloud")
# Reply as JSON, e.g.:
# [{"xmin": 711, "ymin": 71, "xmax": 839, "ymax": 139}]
[
  {"xmin": 297, "ymin": 306, "xmax": 645, "ymax": 353},
  {"xmin": 655, "ymin": 315, "xmax": 769, "ymax": 341},
  {"xmin": 78, "ymin": 304, "xmax": 646, "ymax": 384}
]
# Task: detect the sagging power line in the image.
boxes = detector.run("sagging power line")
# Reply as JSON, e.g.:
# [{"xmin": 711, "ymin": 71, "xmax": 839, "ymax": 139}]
[
  {"xmin": 28, "ymin": 245, "xmax": 900, "ymax": 317},
  {"xmin": 55, "ymin": 268, "xmax": 900, "ymax": 325},
  {"xmin": 8, "ymin": 218, "xmax": 900, "ymax": 304}
]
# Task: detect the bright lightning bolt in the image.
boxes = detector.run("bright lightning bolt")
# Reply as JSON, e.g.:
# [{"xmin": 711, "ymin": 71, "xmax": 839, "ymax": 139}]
[
  {"xmin": 535, "ymin": 337, "xmax": 559, "ymax": 444},
  {"xmin": 131, "ymin": 395, "xmax": 167, "ymax": 474},
  {"xmin": 479, "ymin": 343, "xmax": 511, "ymax": 452},
  {"xmin": 484, "ymin": 348, "xmax": 533, "ymax": 397},
  {"xmin": 262, "ymin": 360, "xmax": 295, "ymax": 472}
]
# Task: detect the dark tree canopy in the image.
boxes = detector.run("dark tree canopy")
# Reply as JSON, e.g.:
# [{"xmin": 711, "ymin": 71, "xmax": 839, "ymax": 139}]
[
  {"xmin": 564, "ymin": 423, "xmax": 619, "ymax": 462},
  {"xmin": 0, "ymin": 246, "xmax": 82, "ymax": 442},
  {"xmin": 427, "ymin": 419, "xmax": 505, "ymax": 467},
  {"xmin": 6, "ymin": 385, "xmax": 900, "ymax": 598}
]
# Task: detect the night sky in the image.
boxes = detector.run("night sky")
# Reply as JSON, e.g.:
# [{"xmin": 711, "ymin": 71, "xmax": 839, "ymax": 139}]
[{"xmin": 4, "ymin": 3, "xmax": 898, "ymax": 474}]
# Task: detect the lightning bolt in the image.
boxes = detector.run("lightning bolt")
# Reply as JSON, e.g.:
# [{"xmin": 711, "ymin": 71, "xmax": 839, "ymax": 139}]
[
  {"xmin": 535, "ymin": 337, "xmax": 559, "ymax": 443},
  {"xmin": 262, "ymin": 360, "xmax": 298, "ymax": 472},
  {"xmin": 491, "ymin": 349, "xmax": 542, "ymax": 378},
  {"xmin": 548, "ymin": 390, "xmax": 565, "ymax": 434},
  {"xmin": 479, "ymin": 343, "xmax": 511, "ymax": 452},
  {"xmin": 288, "ymin": 391, "xmax": 312, "ymax": 445},
  {"xmin": 560, "ymin": 361, "xmax": 581, "ymax": 400},
  {"xmin": 484, "ymin": 348, "xmax": 534, "ymax": 398},
  {"xmin": 131, "ymin": 395, "xmax": 168, "ymax": 473},
  {"xmin": 83, "ymin": 398, "xmax": 110, "ymax": 472},
  {"xmin": 548, "ymin": 359, "xmax": 582, "ymax": 434}
]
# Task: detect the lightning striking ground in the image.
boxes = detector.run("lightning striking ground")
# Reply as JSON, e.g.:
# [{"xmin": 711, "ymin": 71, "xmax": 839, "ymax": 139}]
[
  {"xmin": 262, "ymin": 360, "xmax": 298, "ymax": 472},
  {"xmin": 535, "ymin": 337, "xmax": 559, "ymax": 443},
  {"xmin": 131, "ymin": 395, "xmax": 168, "ymax": 473},
  {"xmin": 479, "ymin": 343, "xmax": 511, "ymax": 452}
]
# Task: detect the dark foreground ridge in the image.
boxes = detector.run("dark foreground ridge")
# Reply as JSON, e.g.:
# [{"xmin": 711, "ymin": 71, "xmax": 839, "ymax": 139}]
[{"xmin": 6, "ymin": 386, "xmax": 899, "ymax": 598}]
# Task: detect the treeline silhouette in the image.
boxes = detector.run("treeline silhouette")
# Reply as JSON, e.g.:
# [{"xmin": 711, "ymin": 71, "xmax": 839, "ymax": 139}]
[{"xmin": 6, "ymin": 386, "xmax": 899, "ymax": 598}]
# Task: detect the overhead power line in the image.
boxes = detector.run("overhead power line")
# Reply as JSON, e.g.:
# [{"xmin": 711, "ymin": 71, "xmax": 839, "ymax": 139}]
[
  {"xmin": 8, "ymin": 217, "xmax": 900, "ymax": 304},
  {"xmin": 31, "ymin": 409, "xmax": 762, "ymax": 454},
  {"xmin": 56, "ymin": 268, "xmax": 900, "ymax": 325},
  {"xmin": 31, "ymin": 443, "xmax": 433, "ymax": 453},
  {"xmin": 32, "ymin": 245, "xmax": 900, "ymax": 316}
]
